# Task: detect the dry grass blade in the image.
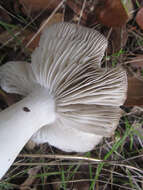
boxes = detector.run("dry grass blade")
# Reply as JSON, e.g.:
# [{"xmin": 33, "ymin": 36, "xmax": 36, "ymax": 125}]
[
  {"xmin": 18, "ymin": 154, "xmax": 143, "ymax": 174},
  {"xmin": 25, "ymin": 0, "xmax": 65, "ymax": 48}
]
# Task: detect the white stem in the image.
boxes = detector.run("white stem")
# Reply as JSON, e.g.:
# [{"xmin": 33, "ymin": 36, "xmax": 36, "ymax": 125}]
[{"xmin": 0, "ymin": 87, "xmax": 55, "ymax": 179}]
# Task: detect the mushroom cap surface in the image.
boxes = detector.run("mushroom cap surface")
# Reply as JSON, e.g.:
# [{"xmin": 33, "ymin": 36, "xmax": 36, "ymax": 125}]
[{"xmin": 0, "ymin": 22, "xmax": 127, "ymax": 152}]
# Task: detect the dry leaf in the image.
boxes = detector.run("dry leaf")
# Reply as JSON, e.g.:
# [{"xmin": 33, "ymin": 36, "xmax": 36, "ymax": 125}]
[
  {"xmin": 129, "ymin": 55, "xmax": 143, "ymax": 68},
  {"xmin": 19, "ymin": 0, "xmax": 61, "ymax": 15},
  {"xmin": 22, "ymin": 31, "xmax": 40, "ymax": 50},
  {"xmin": 109, "ymin": 25, "xmax": 128, "ymax": 54},
  {"xmin": 23, "ymin": 13, "xmax": 63, "ymax": 50},
  {"xmin": 125, "ymin": 77, "xmax": 143, "ymax": 106},
  {"xmin": 95, "ymin": 0, "xmax": 133, "ymax": 27},
  {"xmin": 136, "ymin": 7, "xmax": 143, "ymax": 30}
]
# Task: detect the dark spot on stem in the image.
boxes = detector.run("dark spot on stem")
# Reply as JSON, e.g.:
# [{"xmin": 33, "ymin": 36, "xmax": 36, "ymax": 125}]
[{"xmin": 23, "ymin": 107, "xmax": 31, "ymax": 112}]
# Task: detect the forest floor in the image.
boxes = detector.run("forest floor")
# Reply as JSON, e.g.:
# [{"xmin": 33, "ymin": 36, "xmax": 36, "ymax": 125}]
[{"xmin": 0, "ymin": 0, "xmax": 143, "ymax": 190}]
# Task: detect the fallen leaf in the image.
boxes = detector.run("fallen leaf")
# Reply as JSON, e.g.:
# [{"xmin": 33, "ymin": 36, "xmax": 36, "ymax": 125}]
[
  {"xmin": 109, "ymin": 25, "xmax": 128, "ymax": 54},
  {"xmin": 23, "ymin": 13, "xmax": 63, "ymax": 50},
  {"xmin": 129, "ymin": 55, "xmax": 143, "ymax": 68},
  {"xmin": 95, "ymin": 0, "xmax": 133, "ymax": 27},
  {"xmin": 22, "ymin": 31, "xmax": 40, "ymax": 50},
  {"xmin": 125, "ymin": 77, "xmax": 143, "ymax": 106},
  {"xmin": 136, "ymin": 7, "xmax": 143, "ymax": 30},
  {"xmin": 19, "ymin": 0, "xmax": 61, "ymax": 15},
  {"xmin": 0, "ymin": 13, "xmax": 63, "ymax": 51}
]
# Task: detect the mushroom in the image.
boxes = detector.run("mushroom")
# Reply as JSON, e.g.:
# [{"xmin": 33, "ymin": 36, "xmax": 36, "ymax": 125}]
[{"xmin": 0, "ymin": 22, "xmax": 127, "ymax": 179}]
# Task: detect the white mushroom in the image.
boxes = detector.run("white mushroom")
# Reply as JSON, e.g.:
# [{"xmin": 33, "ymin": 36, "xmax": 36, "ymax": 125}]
[{"xmin": 0, "ymin": 22, "xmax": 127, "ymax": 179}]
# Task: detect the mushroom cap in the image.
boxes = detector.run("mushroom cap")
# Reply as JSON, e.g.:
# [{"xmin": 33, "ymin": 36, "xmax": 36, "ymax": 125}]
[{"xmin": 0, "ymin": 22, "xmax": 127, "ymax": 152}]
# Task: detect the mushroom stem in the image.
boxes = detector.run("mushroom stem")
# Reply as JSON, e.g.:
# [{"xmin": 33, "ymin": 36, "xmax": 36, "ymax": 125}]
[{"xmin": 0, "ymin": 87, "xmax": 55, "ymax": 179}]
